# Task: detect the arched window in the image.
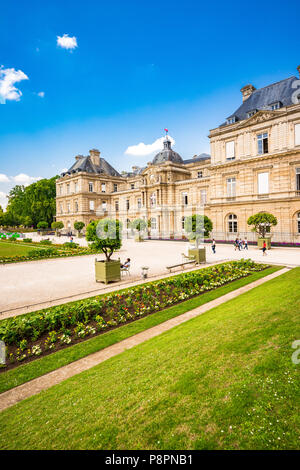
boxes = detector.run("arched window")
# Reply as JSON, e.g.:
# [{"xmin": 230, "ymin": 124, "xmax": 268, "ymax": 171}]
[
  {"xmin": 150, "ymin": 217, "xmax": 157, "ymax": 230},
  {"xmin": 298, "ymin": 212, "xmax": 300, "ymax": 234},
  {"xmin": 228, "ymin": 214, "xmax": 237, "ymax": 233}
]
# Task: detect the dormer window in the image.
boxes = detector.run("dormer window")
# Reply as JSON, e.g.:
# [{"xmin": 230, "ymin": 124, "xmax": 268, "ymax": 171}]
[
  {"xmin": 247, "ymin": 109, "xmax": 257, "ymax": 118},
  {"xmin": 227, "ymin": 116, "xmax": 237, "ymax": 125},
  {"xmin": 270, "ymin": 101, "xmax": 282, "ymax": 110}
]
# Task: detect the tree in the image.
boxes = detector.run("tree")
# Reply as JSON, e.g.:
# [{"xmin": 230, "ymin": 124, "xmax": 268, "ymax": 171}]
[
  {"xmin": 74, "ymin": 221, "xmax": 85, "ymax": 234},
  {"xmin": 5, "ymin": 176, "xmax": 58, "ymax": 228},
  {"xmin": 247, "ymin": 212, "xmax": 278, "ymax": 238},
  {"xmin": 52, "ymin": 221, "xmax": 64, "ymax": 234},
  {"xmin": 23, "ymin": 216, "xmax": 33, "ymax": 227},
  {"xmin": 37, "ymin": 221, "xmax": 48, "ymax": 230},
  {"xmin": 184, "ymin": 215, "xmax": 213, "ymax": 247},
  {"xmin": 86, "ymin": 219, "xmax": 122, "ymax": 261},
  {"xmin": 131, "ymin": 218, "xmax": 147, "ymax": 233}
]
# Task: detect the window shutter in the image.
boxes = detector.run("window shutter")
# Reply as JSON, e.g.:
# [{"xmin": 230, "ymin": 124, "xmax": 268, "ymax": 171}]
[{"xmin": 226, "ymin": 141, "xmax": 235, "ymax": 159}]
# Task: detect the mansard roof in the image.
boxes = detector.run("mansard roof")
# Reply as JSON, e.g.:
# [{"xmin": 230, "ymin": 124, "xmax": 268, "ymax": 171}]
[
  {"xmin": 183, "ymin": 153, "xmax": 211, "ymax": 164},
  {"xmin": 61, "ymin": 155, "xmax": 121, "ymax": 177},
  {"xmin": 222, "ymin": 75, "xmax": 298, "ymax": 126}
]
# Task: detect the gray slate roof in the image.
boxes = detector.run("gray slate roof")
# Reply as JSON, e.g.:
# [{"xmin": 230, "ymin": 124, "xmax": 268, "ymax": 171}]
[
  {"xmin": 223, "ymin": 75, "xmax": 298, "ymax": 126},
  {"xmin": 62, "ymin": 155, "xmax": 121, "ymax": 177},
  {"xmin": 152, "ymin": 138, "xmax": 183, "ymax": 165},
  {"xmin": 183, "ymin": 153, "xmax": 211, "ymax": 164}
]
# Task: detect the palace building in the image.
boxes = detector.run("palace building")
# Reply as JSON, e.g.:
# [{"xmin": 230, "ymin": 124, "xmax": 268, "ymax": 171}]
[{"xmin": 56, "ymin": 66, "xmax": 300, "ymax": 243}]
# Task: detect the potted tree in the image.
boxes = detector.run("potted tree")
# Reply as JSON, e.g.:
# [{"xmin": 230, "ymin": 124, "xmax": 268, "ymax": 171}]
[
  {"xmin": 74, "ymin": 221, "xmax": 85, "ymax": 238},
  {"xmin": 86, "ymin": 219, "xmax": 122, "ymax": 283},
  {"xmin": 184, "ymin": 215, "xmax": 213, "ymax": 263},
  {"xmin": 51, "ymin": 221, "xmax": 64, "ymax": 237},
  {"xmin": 131, "ymin": 218, "xmax": 147, "ymax": 242},
  {"xmin": 37, "ymin": 221, "xmax": 48, "ymax": 236},
  {"xmin": 247, "ymin": 212, "xmax": 277, "ymax": 250}
]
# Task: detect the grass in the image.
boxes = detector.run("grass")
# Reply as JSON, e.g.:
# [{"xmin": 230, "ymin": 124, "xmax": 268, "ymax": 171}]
[
  {"xmin": 1, "ymin": 267, "xmax": 298, "ymax": 450},
  {"xmin": 0, "ymin": 266, "xmax": 280, "ymax": 394},
  {"xmin": 0, "ymin": 241, "xmax": 43, "ymax": 257}
]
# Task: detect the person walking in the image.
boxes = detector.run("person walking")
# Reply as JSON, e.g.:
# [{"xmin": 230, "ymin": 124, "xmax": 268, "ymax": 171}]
[
  {"xmin": 262, "ymin": 240, "xmax": 267, "ymax": 256},
  {"xmin": 244, "ymin": 237, "xmax": 248, "ymax": 250},
  {"xmin": 212, "ymin": 239, "xmax": 216, "ymax": 254}
]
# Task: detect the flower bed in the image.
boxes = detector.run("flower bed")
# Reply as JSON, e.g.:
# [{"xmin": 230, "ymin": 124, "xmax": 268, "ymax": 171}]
[{"xmin": 0, "ymin": 260, "xmax": 268, "ymax": 370}]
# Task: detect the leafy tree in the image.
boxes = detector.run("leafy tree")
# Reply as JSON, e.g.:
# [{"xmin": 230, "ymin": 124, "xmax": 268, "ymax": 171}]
[
  {"xmin": 184, "ymin": 215, "xmax": 213, "ymax": 247},
  {"xmin": 131, "ymin": 218, "xmax": 147, "ymax": 233},
  {"xmin": 74, "ymin": 221, "xmax": 85, "ymax": 234},
  {"xmin": 37, "ymin": 221, "xmax": 48, "ymax": 230},
  {"xmin": 86, "ymin": 219, "xmax": 122, "ymax": 261},
  {"xmin": 23, "ymin": 216, "xmax": 33, "ymax": 227},
  {"xmin": 5, "ymin": 176, "xmax": 58, "ymax": 228},
  {"xmin": 51, "ymin": 221, "xmax": 64, "ymax": 234},
  {"xmin": 247, "ymin": 212, "xmax": 278, "ymax": 238}
]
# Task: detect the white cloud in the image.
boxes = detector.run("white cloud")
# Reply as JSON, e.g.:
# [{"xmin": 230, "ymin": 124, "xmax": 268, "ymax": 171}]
[
  {"xmin": 0, "ymin": 191, "xmax": 8, "ymax": 209},
  {"xmin": 0, "ymin": 66, "xmax": 29, "ymax": 104},
  {"xmin": 12, "ymin": 174, "xmax": 42, "ymax": 185},
  {"xmin": 57, "ymin": 34, "xmax": 78, "ymax": 50},
  {"xmin": 37, "ymin": 91, "xmax": 45, "ymax": 98},
  {"xmin": 0, "ymin": 174, "xmax": 10, "ymax": 183},
  {"xmin": 125, "ymin": 135, "xmax": 175, "ymax": 157}
]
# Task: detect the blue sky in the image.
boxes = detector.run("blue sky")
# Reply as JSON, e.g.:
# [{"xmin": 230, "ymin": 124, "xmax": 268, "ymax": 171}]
[{"xmin": 0, "ymin": 0, "xmax": 300, "ymax": 208}]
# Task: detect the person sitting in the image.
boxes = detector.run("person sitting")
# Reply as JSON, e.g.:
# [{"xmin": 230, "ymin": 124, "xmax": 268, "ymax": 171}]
[{"xmin": 121, "ymin": 258, "xmax": 131, "ymax": 269}]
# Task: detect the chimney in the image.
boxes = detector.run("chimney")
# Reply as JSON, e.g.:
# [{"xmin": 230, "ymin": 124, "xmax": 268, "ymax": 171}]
[
  {"xmin": 240, "ymin": 84, "xmax": 256, "ymax": 102},
  {"xmin": 89, "ymin": 149, "xmax": 100, "ymax": 166},
  {"xmin": 297, "ymin": 65, "xmax": 300, "ymax": 78},
  {"xmin": 75, "ymin": 154, "xmax": 83, "ymax": 161}
]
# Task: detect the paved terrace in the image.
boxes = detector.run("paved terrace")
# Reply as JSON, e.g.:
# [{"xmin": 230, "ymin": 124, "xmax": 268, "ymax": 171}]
[{"xmin": 0, "ymin": 236, "xmax": 299, "ymax": 317}]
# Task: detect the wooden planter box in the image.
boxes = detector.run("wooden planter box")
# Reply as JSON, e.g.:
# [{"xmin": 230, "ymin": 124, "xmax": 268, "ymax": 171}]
[
  {"xmin": 257, "ymin": 238, "xmax": 272, "ymax": 250},
  {"xmin": 134, "ymin": 234, "xmax": 144, "ymax": 242},
  {"xmin": 188, "ymin": 247, "xmax": 206, "ymax": 264},
  {"xmin": 95, "ymin": 259, "xmax": 121, "ymax": 284}
]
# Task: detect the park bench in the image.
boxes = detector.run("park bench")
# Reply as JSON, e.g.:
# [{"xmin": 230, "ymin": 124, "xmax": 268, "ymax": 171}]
[{"xmin": 166, "ymin": 255, "xmax": 196, "ymax": 273}]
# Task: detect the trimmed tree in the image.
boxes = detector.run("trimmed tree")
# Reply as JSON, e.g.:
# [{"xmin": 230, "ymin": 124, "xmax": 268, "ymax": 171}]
[
  {"xmin": 37, "ymin": 221, "xmax": 48, "ymax": 230},
  {"xmin": 131, "ymin": 218, "xmax": 147, "ymax": 241},
  {"xmin": 74, "ymin": 221, "xmax": 85, "ymax": 235},
  {"xmin": 184, "ymin": 215, "xmax": 213, "ymax": 247},
  {"xmin": 247, "ymin": 212, "xmax": 278, "ymax": 238},
  {"xmin": 86, "ymin": 219, "xmax": 122, "ymax": 261},
  {"xmin": 51, "ymin": 221, "xmax": 64, "ymax": 235}
]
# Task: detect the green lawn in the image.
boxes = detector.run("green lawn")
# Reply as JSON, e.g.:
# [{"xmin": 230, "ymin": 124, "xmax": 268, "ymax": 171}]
[
  {"xmin": 0, "ymin": 241, "xmax": 42, "ymax": 257},
  {"xmin": 0, "ymin": 266, "xmax": 280, "ymax": 393},
  {"xmin": 0, "ymin": 268, "xmax": 299, "ymax": 450}
]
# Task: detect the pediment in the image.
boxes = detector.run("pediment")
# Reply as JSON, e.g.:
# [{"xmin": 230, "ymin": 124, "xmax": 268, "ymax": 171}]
[{"xmin": 236, "ymin": 109, "xmax": 285, "ymax": 129}]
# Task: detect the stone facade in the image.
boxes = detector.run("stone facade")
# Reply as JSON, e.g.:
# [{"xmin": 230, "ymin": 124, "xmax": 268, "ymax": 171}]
[{"xmin": 56, "ymin": 68, "xmax": 300, "ymax": 243}]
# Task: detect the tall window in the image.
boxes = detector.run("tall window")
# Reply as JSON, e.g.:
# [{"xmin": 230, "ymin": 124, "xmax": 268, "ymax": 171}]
[
  {"xmin": 59, "ymin": 185, "xmax": 63, "ymax": 195},
  {"xmin": 137, "ymin": 198, "xmax": 142, "ymax": 209},
  {"xmin": 74, "ymin": 182, "xmax": 78, "ymax": 193},
  {"xmin": 227, "ymin": 178, "xmax": 236, "ymax": 197},
  {"xmin": 131, "ymin": 183, "xmax": 135, "ymax": 189},
  {"xmin": 89, "ymin": 200, "xmax": 95, "ymax": 211},
  {"xmin": 298, "ymin": 212, "xmax": 300, "ymax": 234},
  {"xmin": 59, "ymin": 203, "xmax": 63, "ymax": 214},
  {"xmin": 88, "ymin": 182, "xmax": 93, "ymax": 192},
  {"xmin": 296, "ymin": 168, "xmax": 300, "ymax": 191},
  {"xmin": 150, "ymin": 217, "xmax": 157, "ymax": 230},
  {"xmin": 67, "ymin": 184, "xmax": 70, "ymax": 194},
  {"xmin": 150, "ymin": 192, "xmax": 156, "ymax": 207},
  {"xmin": 257, "ymin": 133, "xmax": 268, "ymax": 154},
  {"xmin": 126, "ymin": 219, "xmax": 131, "ymax": 229},
  {"xmin": 182, "ymin": 192, "xmax": 188, "ymax": 205},
  {"xmin": 228, "ymin": 214, "xmax": 237, "ymax": 233},
  {"xmin": 67, "ymin": 203, "xmax": 70, "ymax": 213},
  {"xmin": 200, "ymin": 190, "xmax": 207, "ymax": 204},
  {"xmin": 258, "ymin": 172, "xmax": 269, "ymax": 194},
  {"xmin": 126, "ymin": 199, "xmax": 130, "ymax": 210},
  {"xmin": 225, "ymin": 141, "xmax": 235, "ymax": 160},
  {"xmin": 181, "ymin": 216, "xmax": 185, "ymax": 230},
  {"xmin": 102, "ymin": 201, "xmax": 107, "ymax": 211},
  {"xmin": 101, "ymin": 183, "xmax": 106, "ymax": 193},
  {"xmin": 75, "ymin": 201, "xmax": 78, "ymax": 212},
  {"xmin": 115, "ymin": 200, "xmax": 119, "ymax": 211},
  {"xmin": 113, "ymin": 183, "xmax": 118, "ymax": 192}
]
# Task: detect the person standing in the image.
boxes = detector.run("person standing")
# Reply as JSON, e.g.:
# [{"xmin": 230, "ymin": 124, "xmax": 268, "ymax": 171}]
[
  {"xmin": 262, "ymin": 240, "xmax": 267, "ymax": 256},
  {"xmin": 244, "ymin": 237, "xmax": 248, "ymax": 250},
  {"xmin": 212, "ymin": 239, "xmax": 216, "ymax": 254}
]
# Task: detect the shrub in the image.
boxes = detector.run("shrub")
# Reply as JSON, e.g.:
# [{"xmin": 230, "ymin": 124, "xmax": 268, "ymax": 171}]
[
  {"xmin": 27, "ymin": 248, "xmax": 58, "ymax": 258},
  {"xmin": 37, "ymin": 221, "xmax": 48, "ymax": 230},
  {"xmin": 86, "ymin": 219, "xmax": 122, "ymax": 261},
  {"xmin": 63, "ymin": 242, "xmax": 79, "ymax": 249},
  {"xmin": 39, "ymin": 239, "xmax": 53, "ymax": 245},
  {"xmin": 22, "ymin": 238, "xmax": 32, "ymax": 243}
]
